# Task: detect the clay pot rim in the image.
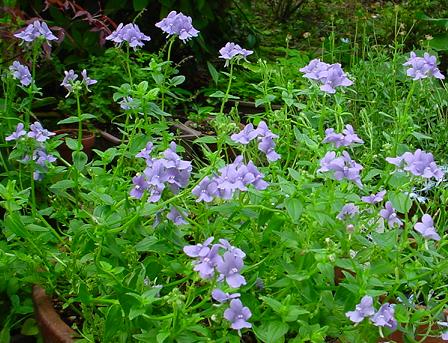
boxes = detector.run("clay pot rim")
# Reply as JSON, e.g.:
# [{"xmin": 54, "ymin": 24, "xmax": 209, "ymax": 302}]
[{"xmin": 32, "ymin": 285, "xmax": 77, "ymax": 343}]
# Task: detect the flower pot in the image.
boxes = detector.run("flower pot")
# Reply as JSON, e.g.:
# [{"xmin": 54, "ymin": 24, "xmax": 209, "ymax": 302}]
[
  {"xmin": 55, "ymin": 129, "xmax": 95, "ymax": 163},
  {"xmin": 32, "ymin": 285, "xmax": 77, "ymax": 343}
]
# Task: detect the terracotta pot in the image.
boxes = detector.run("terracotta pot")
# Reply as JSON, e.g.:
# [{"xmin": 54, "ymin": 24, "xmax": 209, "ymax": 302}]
[
  {"xmin": 32, "ymin": 285, "xmax": 77, "ymax": 343},
  {"xmin": 54, "ymin": 129, "xmax": 95, "ymax": 163}
]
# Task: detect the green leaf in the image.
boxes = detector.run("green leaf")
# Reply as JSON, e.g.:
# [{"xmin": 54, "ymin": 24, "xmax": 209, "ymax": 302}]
[
  {"xmin": 20, "ymin": 318, "xmax": 38, "ymax": 336},
  {"xmin": 170, "ymin": 75, "xmax": 185, "ymax": 86},
  {"xmin": 254, "ymin": 321, "xmax": 289, "ymax": 343},
  {"xmin": 207, "ymin": 61, "xmax": 219, "ymax": 85},
  {"xmin": 260, "ymin": 296, "xmax": 283, "ymax": 313},
  {"xmin": 50, "ymin": 180, "xmax": 75, "ymax": 192},
  {"xmin": 72, "ymin": 151, "xmax": 88, "ymax": 171},
  {"xmin": 104, "ymin": 305, "xmax": 123, "ymax": 341},
  {"xmin": 389, "ymin": 191, "xmax": 412, "ymax": 214},
  {"xmin": 135, "ymin": 236, "xmax": 158, "ymax": 252},
  {"xmin": 57, "ymin": 116, "xmax": 80, "ymax": 124},
  {"xmin": 194, "ymin": 136, "xmax": 217, "ymax": 144},
  {"xmin": 65, "ymin": 137, "xmax": 80, "ymax": 151},
  {"xmin": 284, "ymin": 198, "xmax": 303, "ymax": 222}
]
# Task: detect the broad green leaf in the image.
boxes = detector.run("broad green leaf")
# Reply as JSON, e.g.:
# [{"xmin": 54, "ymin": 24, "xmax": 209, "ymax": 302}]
[
  {"xmin": 284, "ymin": 198, "xmax": 303, "ymax": 222},
  {"xmin": 254, "ymin": 321, "xmax": 289, "ymax": 343}
]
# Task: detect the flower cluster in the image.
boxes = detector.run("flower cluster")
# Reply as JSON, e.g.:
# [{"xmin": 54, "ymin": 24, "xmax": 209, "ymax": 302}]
[
  {"xmin": 346, "ymin": 296, "xmax": 397, "ymax": 331},
  {"xmin": 300, "ymin": 59, "xmax": 353, "ymax": 94},
  {"xmin": 5, "ymin": 122, "xmax": 56, "ymax": 180},
  {"xmin": 184, "ymin": 237, "xmax": 252, "ymax": 330},
  {"xmin": 219, "ymin": 42, "xmax": 253, "ymax": 66},
  {"xmin": 337, "ymin": 203, "xmax": 359, "ymax": 221},
  {"xmin": 323, "ymin": 124, "xmax": 364, "ymax": 148},
  {"xmin": 155, "ymin": 11, "xmax": 199, "ymax": 42},
  {"xmin": 403, "ymin": 52, "xmax": 445, "ymax": 80},
  {"xmin": 130, "ymin": 142, "xmax": 192, "ymax": 203},
  {"xmin": 106, "ymin": 23, "xmax": 151, "ymax": 49},
  {"xmin": 9, "ymin": 61, "xmax": 32, "ymax": 87},
  {"xmin": 318, "ymin": 151, "xmax": 363, "ymax": 188},
  {"xmin": 386, "ymin": 149, "xmax": 444, "ymax": 180},
  {"xmin": 231, "ymin": 121, "xmax": 280, "ymax": 162},
  {"xmin": 184, "ymin": 237, "xmax": 246, "ymax": 287},
  {"xmin": 414, "ymin": 214, "xmax": 441, "ymax": 241},
  {"xmin": 14, "ymin": 20, "xmax": 57, "ymax": 43},
  {"xmin": 361, "ymin": 190, "xmax": 386, "ymax": 204},
  {"xmin": 192, "ymin": 156, "xmax": 268, "ymax": 202},
  {"xmin": 379, "ymin": 201, "xmax": 403, "ymax": 228},
  {"xmin": 61, "ymin": 69, "xmax": 97, "ymax": 96}
]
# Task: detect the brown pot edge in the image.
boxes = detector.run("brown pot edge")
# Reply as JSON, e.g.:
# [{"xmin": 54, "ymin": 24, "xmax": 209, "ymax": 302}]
[{"xmin": 32, "ymin": 285, "xmax": 77, "ymax": 343}]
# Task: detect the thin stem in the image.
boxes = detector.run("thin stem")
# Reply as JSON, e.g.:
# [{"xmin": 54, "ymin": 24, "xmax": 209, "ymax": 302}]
[
  {"xmin": 219, "ymin": 62, "xmax": 234, "ymax": 115},
  {"xmin": 161, "ymin": 37, "xmax": 175, "ymax": 112}
]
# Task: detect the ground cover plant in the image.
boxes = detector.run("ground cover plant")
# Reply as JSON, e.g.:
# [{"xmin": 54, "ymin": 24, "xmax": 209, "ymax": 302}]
[{"xmin": 1, "ymin": 4, "xmax": 448, "ymax": 343}]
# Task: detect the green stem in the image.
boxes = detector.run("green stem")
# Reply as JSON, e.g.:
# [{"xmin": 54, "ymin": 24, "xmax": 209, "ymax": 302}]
[
  {"xmin": 219, "ymin": 62, "xmax": 234, "ymax": 115},
  {"xmin": 76, "ymin": 92, "xmax": 83, "ymax": 149},
  {"xmin": 161, "ymin": 37, "xmax": 175, "ymax": 112}
]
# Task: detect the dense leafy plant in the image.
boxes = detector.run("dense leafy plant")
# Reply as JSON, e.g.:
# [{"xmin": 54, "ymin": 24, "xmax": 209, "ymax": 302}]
[{"xmin": 1, "ymin": 7, "xmax": 448, "ymax": 343}]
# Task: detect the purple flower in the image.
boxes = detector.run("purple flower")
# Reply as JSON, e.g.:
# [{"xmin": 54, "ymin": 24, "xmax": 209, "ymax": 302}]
[
  {"xmin": 33, "ymin": 149, "xmax": 56, "ymax": 166},
  {"xmin": 193, "ymin": 244, "xmax": 222, "ymax": 279},
  {"xmin": 27, "ymin": 122, "xmax": 55, "ymax": 142},
  {"xmin": 106, "ymin": 23, "xmax": 151, "ymax": 49},
  {"xmin": 246, "ymin": 161, "xmax": 269, "ymax": 190},
  {"xmin": 318, "ymin": 151, "xmax": 337, "ymax": 172},
  {"xmin": 183, "ymin": 237, "xmax": 214, "ymax": 258},
  {"xmin": 131, "ymin": 142, "xmax": 191, "ymax": 202},
  {"xmin": 218, "ymin": 239, "xmax": 246, "ymax": 259},
  {"xmin": 380, "ymin": 201, "xmax": 403, "ymax": 228},
  {"xmin": 439, "ymin": 321, "xmax": 448, "ymax": 340},
  {"xmin": 5, "ymin": 123, "xmax": 27, "ymax": 141},
  {"xmin": 119, "ymin": 96, "xmax": 138, "ymax": 111},
  {"xmin": 192, "ymin": 177, "xmax": 218, "ymax": 202},
  {"xmin": 319, "ymin": 63, "xmax": 353, "ymax": 94},
  {"xmin": 300, "ymin": 60, "xmax": 353, "ymax": 93},
  {"xmin": 81, "ymin": 69, "xmax": 97, "ymax": 88},
  {"xmin": 323, "ymin": 125, "xmax": 363, "ymax": 148},
  {"xmin": 14, "ymin": 20, "xmax": 57, "ymax": 43},
  {"xmin": 342, "ymin": 125, "xmax": 364, "ymax": 146},
  {"xmin": 192, "ymin": 157, "xmax": 268, "ymax": 202},
  {"xmin": 211, "ymin": 289, "xmax": 240, "ymax": 303},
  {"xmin": 167, "ymin": 207, "xmax": 188, "ymax": 226},
  {"xmin": 258, "ymin": 136, "xmax": 280, "ymax": 162},
  {"xmin": 60, "ymin": 70, "xmax": 78, "ymax": 93},
  {"xmin": 337, "ymin": 203, "xmax": 359, "ymax": 220},
  {"xmin": 323, "ymin": 128, "xmax": 345, "ymax": 148},
  {"xmin": 130, "ymin": 174, "xmax": 148, "ymax": 199},
  {"xmin": 155, "ymin": 11, "xmax": 199, "ymax": 42},
  {"xmin": 61, "ymin": 69, "xmax": 96, "ymax": 95},
  {"xmin": 386, "ymin": 149, "xmax": 444, "ymax": 180},
  {"xmin": 370, "ymin": 303, "xmax": 397, "ymax": 330},
  {"xmin": 231, "ymin": 124, "xmax": 258, "ymax": 144},
  {"xmin": 346, "ymin": 295, "xmax": 375, "ymax": 323},
  {"xmin": 224, "ymin": 299, "xmax": 252, "ymax": 330},
  {"xmin": 318, "ymin": 151, "xmax": 363, "ymax": 188},
  {"xmin": 9, "ymin": 61, "xmax": 32, "ymax": 86},
  {"xmin": 300, "ymin": 59, "xmax": 330, "ymax": 80},
  {"xmin": 361, "ymin": 190, "xmax": 386, "ymax": 204},
  {"xmin": 136, "ymin": 142, "xmax": 154, "ymax": 160},
  {"xmin": 414, "ymin": 214, "xmax": 441, "ymax": 241},
  {"xmin": 219, "ymin": 42, "xmax": 253, "ymax": 66},
  {"xmin": 217, "ymin": 251, "xmax": 246, "ymax": 289},
  {"xmin": 403, "ymin": 52, "xmax": 445, "ymax": 80},
  {"xmin": 254, "ymin": 121, "xmax": 280, "ymax": 162}
]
